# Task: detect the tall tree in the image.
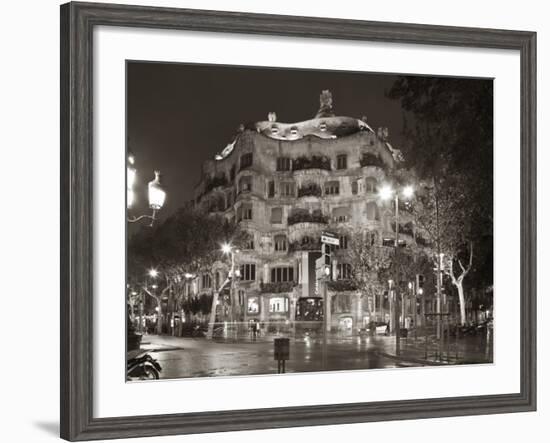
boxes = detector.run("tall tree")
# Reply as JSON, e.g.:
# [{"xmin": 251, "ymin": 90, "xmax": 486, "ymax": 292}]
[
  {"xmin": 127, "ymin": 206, "xmax": 247, "ymax": 335},
  {"xmin": 388, "ymin": 76, "xmax": 494, "ymax": 323}
]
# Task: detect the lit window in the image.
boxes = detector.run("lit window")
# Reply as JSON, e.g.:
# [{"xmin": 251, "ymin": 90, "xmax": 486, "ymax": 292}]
[
  {"xmin": 271, "ymin": 267, "xmax": 294, "ymax": 282},
  {"xmin": 325, "ymin": 181, "xmax": 340, "ymax": 195},
  {"xmin": 276, "ymin": 157, "xmax": 292, "ymax": 171},
  {"xmin": 240, "ymin": 264, "xmax": 256, "ymax": 281},
  {"xmin": 269, "ymin": 297, "xmax": 289, "ymax": 313},
  {"xmin": 336, "ymin": 154, "xmax": 347, "ymax": 170},
  {"xmin": 270, "ymin": 207, "xmax": 283, "ymax": 224},
  {"xmin": 247, "ymin": 297, "xmax": 260, "ymax": 314},
  {"xmin": 274, "ymin": 235, "xmax": 288, "ymax": 252}
]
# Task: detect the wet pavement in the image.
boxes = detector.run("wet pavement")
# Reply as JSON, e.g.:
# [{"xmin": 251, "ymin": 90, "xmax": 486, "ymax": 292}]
[{"xmin": 137, "ymin": 332, "xmax": 492, "ymax": 380}]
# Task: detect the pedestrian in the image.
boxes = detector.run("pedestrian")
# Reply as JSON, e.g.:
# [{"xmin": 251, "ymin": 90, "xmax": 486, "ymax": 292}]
[{"xmin": 252, "ymin": 321, "xmax": 257, "ymax": 341}]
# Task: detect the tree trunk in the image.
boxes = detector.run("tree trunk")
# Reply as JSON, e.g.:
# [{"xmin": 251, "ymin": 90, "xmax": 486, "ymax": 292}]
[
  {"xmin": 156, "ymin": 299, "xmax": 163, "ymax": 335},
  {"xmin": 456, "ymin": 282, "xmax": 466, "ymax": 326}
]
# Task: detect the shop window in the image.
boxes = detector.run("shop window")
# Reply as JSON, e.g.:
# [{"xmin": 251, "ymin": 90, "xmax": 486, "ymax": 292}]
[
  {"xmin": 247, "ymin": 297, "xmax": 260, "ymax": 314},
  {"xmin": 269, "ymin": 297, "xmax": 289, "ymax": 313}
]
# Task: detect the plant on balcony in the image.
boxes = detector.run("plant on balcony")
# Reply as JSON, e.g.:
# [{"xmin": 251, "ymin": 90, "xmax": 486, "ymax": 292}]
[
  {"xmin": 287, "ymin": 209, "xmax": 328, "ymax": 225},
  {"xmin": 289, "ymin": 237, "xmax": 322, "ymax": 252},
  {"xmin": 292, "ymin": 155, "xmax": 331, "ymax": 171},
  {"xmin": 326, "ymin": 279, "xmax": 358, "ymax": 292},
  {"xmin": 297, "ymin": 183, "xmax": 322, "ymax": 197},
  {"xmin": 360, "ymin": 152, "xmax": 385, "ymax": 168},
  {"xmin": 260, "ymin": 281, "xmax": 296, "ymax": 293}
]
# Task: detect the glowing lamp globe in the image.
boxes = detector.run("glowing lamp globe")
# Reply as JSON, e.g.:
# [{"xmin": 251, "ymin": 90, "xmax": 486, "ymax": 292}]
[
  {"xmin": 378, "ymin": 185, "xmax": 394, "ymax": 201},
  {"xmin": 148, "ymin": 171, "xmax": 166, "ymax": 211}
]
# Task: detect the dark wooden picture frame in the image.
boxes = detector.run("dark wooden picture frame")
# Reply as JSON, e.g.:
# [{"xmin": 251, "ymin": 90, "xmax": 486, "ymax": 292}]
[{"xmin": 60, "ymin": 2, "xmax": 536, "ymax": 441}]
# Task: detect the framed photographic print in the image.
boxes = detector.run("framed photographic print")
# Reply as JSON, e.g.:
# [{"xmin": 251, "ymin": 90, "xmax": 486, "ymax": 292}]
[{"xmin": 60, "ymin": 1, "xmax": 537, "ymax": 441}]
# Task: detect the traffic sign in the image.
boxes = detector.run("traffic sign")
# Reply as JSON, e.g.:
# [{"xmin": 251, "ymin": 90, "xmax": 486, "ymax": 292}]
[{"xmin": 321, "ymin": 231, "xmax": 339, "ymax": 246}]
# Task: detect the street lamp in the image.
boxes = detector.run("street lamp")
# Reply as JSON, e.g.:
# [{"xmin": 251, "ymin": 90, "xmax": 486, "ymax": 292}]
[
  {"xmin": 127, "ymin": 153, "xmax": 167, "ymax": 226},
  {"xmin": 221, "ymin": 243, "xmax": 240, "ymax": 339},
  {"xmin": 379, "ymin": 183, "xmax": 415, "ymax": 356},
  {"xmin": 148, "ymin": 268, "xmax": 159, "ymax": 278}
]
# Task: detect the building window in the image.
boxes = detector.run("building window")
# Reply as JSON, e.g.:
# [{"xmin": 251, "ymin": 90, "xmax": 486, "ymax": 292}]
[
  {"xmin": 238, "ymin": 203, "xmax": 253, "ymax": 221},
  {"xmin": 351, "ymin": 180, "xmax": 358, "ymax": 195},
  {"xmin": 226, "ymin": 191, "xmax": 234, "ymax": 209},
  {"xmin": 274, "ymin": 234, "xmax": 288, "ymax": 252},
  {"xmin": 338, "ymin": 235, "xmax": 348, "ymax": 249},
  {"xmin": 270, "ymin": 207, "xmax": 283, "ymax": 224},
  {"xmin": 244, "ymin": 235, "xmax": 255, "ymax": 250},
  {"xmin": 247, "ymin": 297, "xmax": 260, "ymax": 314},
  {"xmin": 201, "ymin": 274, "xmax": 212, "ymax": 289},
  {"xmin": 239, "ymin": 175, "xmax": 252, "ymax": 193},
  {"xmin": 367, "ymin": 231, "xmax": 377, "ymax": 246},
  {"xmin": 332, "ymin": 206, "xmax": 350, "ymax": 223},
  {"xmin": 276, "ymin": 157, "xmax": 292, "ymax": 171},
  {"xmin": 337, "ymin": 263, "xmax": 352, "ymax": 280},
  {"xmin": 366, "ymin": 201, "xmax": 379, "ymax": 220},
  {"xmin": 365, "ymin": 177, "xmax": 377, "ymax": 193},
  {"xmin": 240, "ymin": 153, "xmax": 253, "ymax": 170},
  {"xmin": 230, "ymin": 165, "xmax": 236, "ymax": 182},
  {"xmin": 267, "ymin": 180, "xmax": 275, "ymax": 198},
  {"xmin": 240, "ymin": 264, "xmax": 256, "ymax": 281},
  {"xmin": 280, "ymin": 181, "xmax": 295, "ymax": 197},
  {"xmin": 325, "ymin": 181, "xmax": 340, "ymax": 195},
  {"xmin": 269, "ymin": 297, "xmax": 289, "ymax": 313},
  {"xmin": 271, "ymin": 267, "xmax": 294, "ymax": 282},
  {"xmin": 336, "ymin": 154, "xmax": 348, "ymax": 170}
]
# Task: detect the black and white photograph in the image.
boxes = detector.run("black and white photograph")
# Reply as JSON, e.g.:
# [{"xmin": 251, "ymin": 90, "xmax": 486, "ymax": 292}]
[{"xmin": 125, "ymin": 62, "xmax": 494, "ymax": 381}]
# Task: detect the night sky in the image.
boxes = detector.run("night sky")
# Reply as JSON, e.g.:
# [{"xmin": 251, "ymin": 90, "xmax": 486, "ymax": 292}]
[{"xmin": 127, "ymin": 61, "xmax": 407, "ymax": 220}]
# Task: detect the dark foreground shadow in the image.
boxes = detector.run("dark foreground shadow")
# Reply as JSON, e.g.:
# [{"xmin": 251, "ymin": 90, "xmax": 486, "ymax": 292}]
[{"xmin": 33, "ymin": 421, "xmax": 59, "ymax": 437}]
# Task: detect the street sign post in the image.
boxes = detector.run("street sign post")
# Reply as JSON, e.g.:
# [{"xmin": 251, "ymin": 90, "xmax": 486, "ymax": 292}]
[{"xmin": 321, "ymin": 231, "xmax": 339, "ymax": 246}]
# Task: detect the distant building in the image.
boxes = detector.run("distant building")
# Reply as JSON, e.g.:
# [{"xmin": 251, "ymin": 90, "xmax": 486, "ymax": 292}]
[{"xmin": 190, "ymin": 91, "xmax": 421, "ymax": 335}]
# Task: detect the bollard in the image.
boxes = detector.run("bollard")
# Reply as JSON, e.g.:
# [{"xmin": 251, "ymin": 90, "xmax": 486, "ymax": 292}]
[{"xmin": 274, "ymin": 338, "xmax": 290, "ymax": 374}]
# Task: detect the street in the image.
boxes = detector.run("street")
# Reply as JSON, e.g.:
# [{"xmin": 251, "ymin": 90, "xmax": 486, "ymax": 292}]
[{"xmin": 137, "ymin": 332, "xmax": 493, "ymax": 380}]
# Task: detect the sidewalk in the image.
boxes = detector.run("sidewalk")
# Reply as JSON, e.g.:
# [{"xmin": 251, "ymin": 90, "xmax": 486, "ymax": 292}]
[{"xmin": 378, "ymin": 334, "xmax": 493, "ymax": 366}]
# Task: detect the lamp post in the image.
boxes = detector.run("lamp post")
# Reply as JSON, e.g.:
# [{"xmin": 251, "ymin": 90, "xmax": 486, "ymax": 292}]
[
  {"xmin": 127, "ymin": 153, "xmax": 166, "ymax": 226},
  {"xmin": 222, "ymin": 243, "xmax": 241, "ymax": 340},
  {"xmin": 379, "ymin": 183, "xmax": 414, "ymax": 356}
]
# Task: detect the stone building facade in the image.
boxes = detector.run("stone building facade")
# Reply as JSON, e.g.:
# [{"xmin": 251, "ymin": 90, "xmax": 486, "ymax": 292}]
[{"xmin": 190, "ymin": 91, "xmax": 420, "ymax": 335}]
